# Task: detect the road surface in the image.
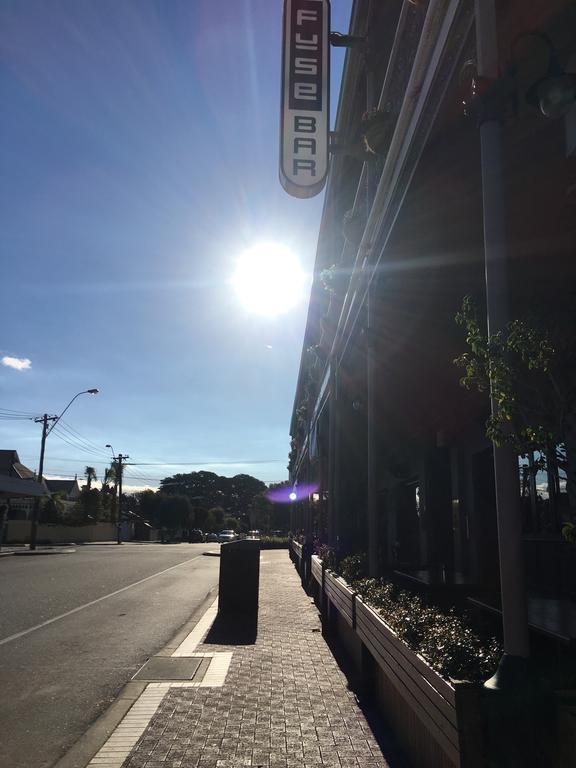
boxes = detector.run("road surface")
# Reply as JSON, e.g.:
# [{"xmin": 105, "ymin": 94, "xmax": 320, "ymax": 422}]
[{"xmin": 0, "ymin": 543, "xmax": 220, "ymax": 768}]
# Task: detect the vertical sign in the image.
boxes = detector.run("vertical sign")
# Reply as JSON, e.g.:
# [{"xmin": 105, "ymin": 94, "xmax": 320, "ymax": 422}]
[{"xmin": 280, "ymin": 0, "xmax": 330, "ymax": 198}]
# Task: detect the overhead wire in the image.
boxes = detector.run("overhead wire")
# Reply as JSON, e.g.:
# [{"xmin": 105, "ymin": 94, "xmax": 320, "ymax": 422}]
[{"xmin": 50, "ymin": 426, "xmax": 110, "ymax": 459}]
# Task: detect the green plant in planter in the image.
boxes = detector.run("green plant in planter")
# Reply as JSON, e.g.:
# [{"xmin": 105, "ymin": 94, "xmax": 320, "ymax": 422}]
[
  {"xmin": 316, "ymin": 543, "xmax": 338, "ymax": 571},
  {"xmin": 339, "ymin": 552, "xmax": 368, "ymax": 583},
  {"xmin": 361, "ymin": 107, "xmax": 393, "ymax": 156},
  {"xmin": 562, "ymin": 521, "xmax": 576, "ymax": 544},
  {"xmin": 352, "ymin": 577, "xmax": 501, "ymax": 682}
]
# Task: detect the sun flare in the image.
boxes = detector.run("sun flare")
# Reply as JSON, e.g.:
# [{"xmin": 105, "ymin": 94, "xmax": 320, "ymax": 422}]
[{"xmin": 232, "ymin": 243, "xmax": 307, "ymax": 316}]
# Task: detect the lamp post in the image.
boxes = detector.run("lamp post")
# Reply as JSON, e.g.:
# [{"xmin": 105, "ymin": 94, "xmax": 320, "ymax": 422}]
[
  {"xmin": 106, "ymin": 445, "xmax": 129, "ymax": 544},
  {"xmin": 30, "ymin": 388, "xmax": 99, "ymax": 550}
]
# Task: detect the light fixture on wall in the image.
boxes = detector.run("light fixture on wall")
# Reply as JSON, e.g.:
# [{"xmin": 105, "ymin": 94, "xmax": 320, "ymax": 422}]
[{"xmin": 523, "ymin": 32, "xmax": 576, "ymax": 118}]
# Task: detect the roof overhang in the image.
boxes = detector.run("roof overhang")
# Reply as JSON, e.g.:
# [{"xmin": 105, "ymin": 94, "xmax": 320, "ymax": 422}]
[{"xmin": 0, "ymin": 476, "xmax": 49, "ymax": 498}]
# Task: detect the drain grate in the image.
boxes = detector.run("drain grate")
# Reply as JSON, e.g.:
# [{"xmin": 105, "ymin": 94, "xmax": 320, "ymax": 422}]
[{"xmin": 133, "ymin": 656, "xmax": 208, "ymax": 681}]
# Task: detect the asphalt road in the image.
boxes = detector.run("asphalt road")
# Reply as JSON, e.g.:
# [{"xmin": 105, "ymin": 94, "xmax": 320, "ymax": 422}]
[{"xmin": 0, "ymin": 543, "xmax": 221, "ymax": 768}]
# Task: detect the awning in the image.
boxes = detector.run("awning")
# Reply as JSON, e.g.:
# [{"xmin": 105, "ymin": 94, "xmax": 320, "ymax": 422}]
[{"xmin": 0, "ymin": 476, "xmax": 49, "ymax": 498}]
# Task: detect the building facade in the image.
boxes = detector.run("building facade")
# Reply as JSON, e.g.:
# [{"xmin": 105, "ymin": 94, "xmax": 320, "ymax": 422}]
[{"xmin": 289, "ymin": 0, "xmax": 576, "ymax": 635}]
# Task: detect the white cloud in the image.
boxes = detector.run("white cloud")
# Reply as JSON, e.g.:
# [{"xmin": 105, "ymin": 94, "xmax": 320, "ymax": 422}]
[{"xmin": 2, "ymin": 356, "xmax": 32, "ymax": 371}]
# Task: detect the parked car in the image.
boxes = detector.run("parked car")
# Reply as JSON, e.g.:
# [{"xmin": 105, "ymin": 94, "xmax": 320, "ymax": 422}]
[
  {"xmin": 188, "ymin": 529, "xmax": 204, "ymax": 543},
  {"xmin": 205, "ymin": 532, "xmax": 219, "ymax": 543},
  {"xmin": 218, "ymin": 529, "xmax": 236, "ymax": 542},
  {"xmin": 247, "ymin": 530, "xmax": 260, "ymax": 539}
]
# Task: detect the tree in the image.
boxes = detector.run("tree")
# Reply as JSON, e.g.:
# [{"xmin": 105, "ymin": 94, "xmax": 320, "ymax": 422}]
[
  {"xmin": 84, "ymin": 466, "xmax": 97, "ymax": 491},
  {"xmin": 73, "ymin": 488, "xmax": 102, "ymax": 524},
  {"xmin": 40, "ymin": 493, "xmax": 65, "ymax": 524},
  {"xmin": 454, "ymin": 295, "xmax": 576, "ymax": 520},
  {"xmin": 248, "ymin": 492, "xmax": 272, "ymax": 532},
  {"xmin": 158, "ymin": 471, "xmax": 267, "ymax": 518},
  {"xmin": 227, "ymin": 474, "xmax": 267, "ymax": 518},
  {"xmin": 205, "ymin": 506, "xmax": 225, "ymax": 532}
]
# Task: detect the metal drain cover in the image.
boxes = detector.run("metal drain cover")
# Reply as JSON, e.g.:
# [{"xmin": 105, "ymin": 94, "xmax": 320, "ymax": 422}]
[{"xmin": 133, "ymin": 656, "xmax": 204, "ymax": 681}]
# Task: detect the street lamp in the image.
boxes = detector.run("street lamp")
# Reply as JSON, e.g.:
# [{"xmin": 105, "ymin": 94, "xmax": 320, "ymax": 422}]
[
  {"xmin": 45, "ymin": 389, "xmax": 99, "ymax": 436},
  {"xmin": 30, "ymin": 388, "xmax": 100, "ymax": 550}
]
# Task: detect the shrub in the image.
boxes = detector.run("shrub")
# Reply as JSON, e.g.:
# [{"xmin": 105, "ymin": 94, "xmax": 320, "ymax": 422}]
[
  {"xmin": 339, "ymin": 553, "xmax": 368, "ymax": 583},
  {"xmin": 315, "ymin": 543, "xmax": 337, "ymax": 571},
  {"xmin": 260, "ymin": 536, "xmax": 289, "ymax": 549},
  {"xmin": 353, "ymin": 577, "xmax": 501, "ymax": 682}
]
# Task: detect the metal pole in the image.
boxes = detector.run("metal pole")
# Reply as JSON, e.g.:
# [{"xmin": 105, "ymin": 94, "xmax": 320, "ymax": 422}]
[
  {"xmin": 365, "ymin": 0, "xmax": 378, "ymax": 576},
  {"xmin": 116, "ymin": 454, "xmax": 128, "ymax": 545},
  {"xmin": 30, "ymin": 414, "xmax": 55, "ymax": 551},
  {"xmin": 475, "ymin": 0, "xmax": 530, "ymax": 674}
]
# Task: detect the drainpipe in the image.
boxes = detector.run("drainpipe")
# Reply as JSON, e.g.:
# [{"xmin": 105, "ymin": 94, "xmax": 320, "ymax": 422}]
[
  {"xmin": 365, "ymin": 0, "xmax": 378, "ymax": 577},
  {"xmin": 475, "ymin": 0, "xmax": 530, "ymax": 684}
]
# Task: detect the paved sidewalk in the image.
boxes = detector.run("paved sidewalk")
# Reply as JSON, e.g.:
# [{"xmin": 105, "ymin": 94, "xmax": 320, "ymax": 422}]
[{"xmin": 112, "ymin": 549, "xmax": 399, "ymax": 768}]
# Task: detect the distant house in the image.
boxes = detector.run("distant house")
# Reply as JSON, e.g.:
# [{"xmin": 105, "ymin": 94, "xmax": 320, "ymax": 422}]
[
  {"xmin": 45, "ymin": 478, "xmax": 81, "ymax": 501},
  {"xmin": 0, "ymin": 449, "xmax": 47, "ymax": 519}
]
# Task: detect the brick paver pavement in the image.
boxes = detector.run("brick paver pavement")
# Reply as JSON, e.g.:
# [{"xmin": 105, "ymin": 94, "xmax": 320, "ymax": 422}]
[{"xmin": 122, "ymin": 550, "xmax": 399, "ymax": 768}]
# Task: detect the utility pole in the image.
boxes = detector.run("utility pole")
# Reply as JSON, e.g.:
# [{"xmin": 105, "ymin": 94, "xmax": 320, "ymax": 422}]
[
  {"xmin": 30, "ymin": 413, "xmax": 57, "ymax": 550},
  {"xmin": 116, "ymin": 453, "xmax": 129, "ymax": 545}
]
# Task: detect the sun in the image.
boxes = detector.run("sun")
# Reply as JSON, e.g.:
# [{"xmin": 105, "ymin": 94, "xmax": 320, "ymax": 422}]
[{"xmin": 231, "ymin": 243, "xmax": 307, "ymax": 316}]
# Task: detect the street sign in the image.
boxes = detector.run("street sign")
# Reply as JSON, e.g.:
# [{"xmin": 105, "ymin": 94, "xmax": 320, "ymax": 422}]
[{"xmin": 280, "ymin": 0, "xmax": 330, "ymax": 198}]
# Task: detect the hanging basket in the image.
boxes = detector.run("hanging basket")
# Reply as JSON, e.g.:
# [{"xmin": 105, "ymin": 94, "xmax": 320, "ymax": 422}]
[{"xmin": 361, "ymin": 108, "xmax": 392, "ymax": 156}]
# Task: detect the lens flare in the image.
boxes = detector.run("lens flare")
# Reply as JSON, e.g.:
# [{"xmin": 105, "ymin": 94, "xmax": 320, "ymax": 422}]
[
  {"xmin": 267, "ymin": 483, "xmax": 319, "ymax": 504},
  {"xmin": 232, "ymin": 242, "xmax": 307, "ymax": 316}
]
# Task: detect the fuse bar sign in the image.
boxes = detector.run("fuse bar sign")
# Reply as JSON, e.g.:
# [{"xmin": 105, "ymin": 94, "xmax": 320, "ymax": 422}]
[{"xmin": 280, "ymin": 0, "xmax": 330, "ymax": 198}]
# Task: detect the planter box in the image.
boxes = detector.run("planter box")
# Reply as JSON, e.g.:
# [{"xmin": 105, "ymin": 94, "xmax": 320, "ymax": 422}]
[
  {"xmin": 324, "ymin": 569, "xmax": 355, "ymax": 628},
  {"xmin": 356, "ymin": 598, "xmax": 482, "ymax": 768},
  {"xmin": 291, "ymin": 540, "xmax": 303, "ymax": 572},
  {"xmin": 311, "ymin": 554, "xmax": 323, "ymax": 588}
]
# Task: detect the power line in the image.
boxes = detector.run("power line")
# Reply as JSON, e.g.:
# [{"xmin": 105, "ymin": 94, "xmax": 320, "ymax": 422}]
[
  {"xmin": 130, "ymin": 459, "xmax": 286, "ymax": 466},
  {"xmin": 53, "ymin": 422, "xmax": 110, "ymax": 458},
  {"xmin": 58, "ymin": 419, "xmax": 111, "ymax": 456},
  {"xmin": 0, "ymin": 406, "xmax": 39, "ymax": 417},
  {"xmin": 50, "ymin": 426, "xmax": 108, "ymax": 459}
]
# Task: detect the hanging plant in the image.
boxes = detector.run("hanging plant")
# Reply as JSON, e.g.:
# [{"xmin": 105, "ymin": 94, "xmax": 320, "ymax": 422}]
[
  {"xmin": 307, "ymin": 343, "xmax": 327, "ymax": 367},
  {"xmin": 361, "ymin": 107, "xmax": 393, "ymax": 156},
  {"xmin": 342, "ymin": 208, "xmax": 365, "ymax": 245},
  {"xmin": 320, "ymin": 264, "xmax": 337, "ymax": 293}
]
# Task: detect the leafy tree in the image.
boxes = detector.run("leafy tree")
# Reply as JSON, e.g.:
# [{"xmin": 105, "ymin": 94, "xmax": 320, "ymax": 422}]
[
  {"xmin": 205, "ymin": 506, "xmax": 225, "ymax": 532},
  {"xmin": 158, "ymin": 495, "xmax": 192, "ymax": 533},
  {"xmin": 84, "ymin": 466, "xmax": 97, "ymax": 491},
  {"xmin": 40, "ymin": 493, "xmax": 65, "ymax": 524},
  {"xmin": 454, "ymin": 295, "xmax": 576, "ymax": 517},
  {"xmin": 138, "ymin": 490, "xmax": 161, "ymax": 526},
  {"xmin": 248, "ymin": 492, "xmax": 272, "ymax": 532},
  {"xmin": 227, "ymin": 474, "xmax": 266, "ymax": 517},
  {"xmin": 158, "ymin": 471, "xmax": 266, "ymax": 518},
  {"xmin": 223, "ymin": 516, "xmax": 239, "ymax": 532},
  {"xmin": 73, "ymin": 488, "xmax": 102, "ymax": 524}
]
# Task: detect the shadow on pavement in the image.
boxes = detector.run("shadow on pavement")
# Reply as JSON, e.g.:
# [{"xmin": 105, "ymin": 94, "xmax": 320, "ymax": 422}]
[
  {"xmin": 322, "ymin": 624, "xmax": 409, "ymax": 768},
  {"xmin": 203, "ymin": 611, "xmax": 258, "ymax": 646}
]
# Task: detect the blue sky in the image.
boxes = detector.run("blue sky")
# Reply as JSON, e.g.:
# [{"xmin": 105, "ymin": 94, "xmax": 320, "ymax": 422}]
[{"xmin": 0, "ymin": 1, "xmax": 349, "ymax": 490}]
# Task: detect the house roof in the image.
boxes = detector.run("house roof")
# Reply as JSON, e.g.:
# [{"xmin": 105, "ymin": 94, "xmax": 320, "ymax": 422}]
[
  {"xmin": 45, "ymin": 479, "xmax": 79, "ymax": 494},
  {"xmin": 0, "ymin": 475, "xmax": 48, "ymax": 499},
  {"xmin": 0, "ymin": 449, "xmax": 36, "ymax": 479}
]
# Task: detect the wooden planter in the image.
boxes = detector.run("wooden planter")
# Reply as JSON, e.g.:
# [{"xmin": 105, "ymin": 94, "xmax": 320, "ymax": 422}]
[
  {"xmin": 311, "ymin": 554, "xmax": 323, "ymax": 588},
  {"xmin": 324, "ymin": 569, "xmax": 355, "ymax": 628},
  {"xmin": 291, "ymin": 541, "xmax": 303, "ymax": 573},
  {"xmin": 355, "ymin": 598, "xmax": 483, "ymax": 768}
]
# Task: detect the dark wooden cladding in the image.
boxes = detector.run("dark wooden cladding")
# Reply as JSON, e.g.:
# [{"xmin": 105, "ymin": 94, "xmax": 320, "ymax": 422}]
[
  {"xmin": 324, "ymin": 570, "xmax": 355, "ymax": 627},
  {"xmin": 311, "ymin": 554, "xmax": 323, "ymax": 585}
]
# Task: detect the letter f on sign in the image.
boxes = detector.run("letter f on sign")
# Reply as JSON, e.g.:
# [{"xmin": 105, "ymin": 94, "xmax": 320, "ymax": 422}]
[{"xmin": 297, "ymin": 10, "xmax": 318, "ymax": 25}]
